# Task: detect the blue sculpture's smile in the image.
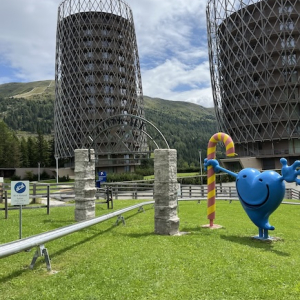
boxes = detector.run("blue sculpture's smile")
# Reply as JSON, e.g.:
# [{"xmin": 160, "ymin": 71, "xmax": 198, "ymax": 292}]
[
  {"xmin": 236, "ymin": 169, "xmax": 272, "ymax": 208},
  {"xmin": 238, "ymin": 184, "xmax": 269, "ymax": 209}
]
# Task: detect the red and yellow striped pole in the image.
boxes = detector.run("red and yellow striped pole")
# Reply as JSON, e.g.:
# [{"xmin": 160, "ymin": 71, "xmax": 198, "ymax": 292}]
[{"xmin": 205, "ymin": 132, "xmax": 236, "ymax": 228}]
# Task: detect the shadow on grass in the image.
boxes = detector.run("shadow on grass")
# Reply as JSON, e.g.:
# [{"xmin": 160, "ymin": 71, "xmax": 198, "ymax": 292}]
[
  {"xmin": 42, "ymin": 209, "xmax": 151, "ymax": 259},
  {"xmin": 0, "ymin": 267, "xmax": 30, "ymax": 284},
  {"xmin": 220, "ymin": 234, "xmax": 290, "ymax": 257},
  {"xmin": 180, "ymin": 225, "xmax": 226, "ymax": 235}
]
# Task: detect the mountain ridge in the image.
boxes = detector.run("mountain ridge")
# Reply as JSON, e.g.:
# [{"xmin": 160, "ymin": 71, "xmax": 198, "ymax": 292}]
[{"xmin": 0, "ymin": 80, "xmax": 218, "ymax": 166}]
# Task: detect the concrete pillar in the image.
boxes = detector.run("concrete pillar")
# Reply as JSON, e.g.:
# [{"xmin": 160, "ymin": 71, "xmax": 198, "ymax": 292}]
[
  {"xmin": 74, "ymin": 149, "xmax": 96, "ymax": 221},
  {"xmin": 154, "ymin": 149, "xmax": 179, "ymax": 235}
]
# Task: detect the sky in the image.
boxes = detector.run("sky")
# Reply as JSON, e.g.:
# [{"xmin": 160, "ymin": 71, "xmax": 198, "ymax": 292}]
[{"xmin": 0, "ymin": 0, "xmax": 213, "ymax": 107}]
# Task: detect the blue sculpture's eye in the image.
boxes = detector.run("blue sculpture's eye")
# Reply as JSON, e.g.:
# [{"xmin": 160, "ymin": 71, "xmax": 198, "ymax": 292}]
[
  {"xmin": 259, "ymin": 178, "xmax": 263, "ymax": 182},
  {"xmin": 243, "ymin": 175, "xmax": 247, "ymax": 178}
]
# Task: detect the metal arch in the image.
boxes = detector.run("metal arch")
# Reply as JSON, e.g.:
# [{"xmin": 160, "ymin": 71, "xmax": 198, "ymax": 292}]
[{"xmin": 87, "ymin": 114, "xmax": 169, "ymax": 152}]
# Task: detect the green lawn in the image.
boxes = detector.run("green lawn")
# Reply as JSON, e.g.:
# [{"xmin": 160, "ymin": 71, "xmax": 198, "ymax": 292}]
[{"xmin": 1, "ymin": 200, "xmax": 300, "ymax": 299}]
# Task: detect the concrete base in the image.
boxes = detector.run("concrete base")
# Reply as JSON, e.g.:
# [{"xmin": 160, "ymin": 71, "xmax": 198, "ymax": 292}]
[
  {"xmin": 155, "ymin": 217, "xmax": 180, "ymax": 235},
  {"xmin": 252, "ymin": 235, "xmax": 281, "ymax": 241},
  {"xmin": 202, "ymin": 224, "xmax": 223, "ymax": 229}
]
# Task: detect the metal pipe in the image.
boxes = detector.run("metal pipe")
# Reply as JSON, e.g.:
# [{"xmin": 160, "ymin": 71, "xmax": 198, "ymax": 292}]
[{"xmin": 0, "ymin": 201, "xmax": 154, "ymax": 259}]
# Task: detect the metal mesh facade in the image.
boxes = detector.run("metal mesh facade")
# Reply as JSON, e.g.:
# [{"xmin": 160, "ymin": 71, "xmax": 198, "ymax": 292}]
[
  {"xmin": 207, "ymin": 0, "xmax": 300, "ymax": 167},
  {"xmin": 54, "ymin": 0, "xmax": 146, "ymax": 169}
]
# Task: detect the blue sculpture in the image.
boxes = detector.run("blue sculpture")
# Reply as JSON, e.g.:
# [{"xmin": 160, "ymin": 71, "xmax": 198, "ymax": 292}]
[{"xmin": 204, "ymin": 158, "xmax": 300, "ymax": 239}]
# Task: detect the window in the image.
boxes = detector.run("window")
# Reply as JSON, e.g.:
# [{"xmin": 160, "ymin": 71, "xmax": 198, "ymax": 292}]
[
  {"xmin": 282, "ymin": 53, "xmax": 297, "ymax": 66},
  {"xmin": 280, "ymin": 20, "xmax": 294, "ymax": 31},
  {"xmin": 283, "ymin": 88, "xmax": 299, "ymax": 100},
  {"xmin": 85, "ymin": 74, "xmax": 95, "ymax": 83},
  {"xmin": 104, "ymin": 74, "xmax": 110, "ymax": 82},
  {"xmin": 84, "ymin": 51, "xmax": 94, "ymax": 59},
  {"xmin": 84, "ymin": 40, "xmax": 93, "ymax": 47},
  {"xmin": 84, "ymin": 29, "xmax": 92, "ymax": 36},
  {"xmin": 104, "ymin": 86, "xmax": 110, "ymax": 94},
  {"xmin": 279, "ymin": 4, "xmax": 293, "ymax": 14},
  {"xmin": 253, "ymin": 76, "xmax": 259, "ymax": 86},
  {"xmin": 87, "ymin": 97, "xmax": 95, "ymax": 106},
  {"xmin": 281, "ymin": 36, "xmax": 295, "ymax": 48},
  {"xmin": 104, "ymin": 86, "xmax": 113, "ymax": 94},
  {"xmin": 284, "ymin": 70, "xmax": 298, "ymax": 82},
  {"xmin": 85, "ymin": 63, "xmax": 94, "ymax": 71},
  {"xmin": 88, "ymin": 107, "xmax": 95, "ymax": 114},
  {"xmin": 291, "ymin": 88, "xmax": 299, "ymax": 100},
  {"xmin": 104, "ymin": 97, "xmax": 113, "ymax": 105},
  {"xmin": 102, "ymin": 40, "xmax": 110, "ymax": 47},
  {"xmin": 86, "ymin": 86, "xmax": 96, "ymax": 94}
]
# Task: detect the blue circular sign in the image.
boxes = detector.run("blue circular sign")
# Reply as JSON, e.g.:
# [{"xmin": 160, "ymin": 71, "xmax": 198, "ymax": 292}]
[{"xmin": 14, "ymin": 182, "xmax": 26, "ymax": 194}]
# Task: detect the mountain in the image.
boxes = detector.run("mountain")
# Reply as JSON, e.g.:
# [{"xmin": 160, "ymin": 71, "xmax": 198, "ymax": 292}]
[
  {"xmin": 0, "ymin": 80, "xmax": 218, "ymax": 167},
  {"xmin": 0, "ymin": 80, "xmax": 55, "ymax": 100}
]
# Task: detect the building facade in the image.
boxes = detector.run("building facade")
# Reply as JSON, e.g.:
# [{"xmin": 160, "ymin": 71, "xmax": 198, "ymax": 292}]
[
  {"xmin": 206, "ymin": 0, "xmax": 300, "ymax": 170},
  {"xmin": 54, "ymin": 0, "xmax": 146, "ymax": 172}
]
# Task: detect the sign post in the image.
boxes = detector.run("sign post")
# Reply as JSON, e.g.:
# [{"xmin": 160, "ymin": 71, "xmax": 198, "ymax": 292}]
[
  {"xmin": 11, "ymin": 181, "xmax": 30, "ymax": 239},
  {"xmin": 0, "ymin": 177, "xmax": 3, "ymax": 203}
]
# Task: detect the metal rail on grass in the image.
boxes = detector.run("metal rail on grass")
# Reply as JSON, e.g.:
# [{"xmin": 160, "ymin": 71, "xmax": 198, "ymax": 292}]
[{"xmin": 0, "ymin": 201, "xmax": 154, "ymax": 271}]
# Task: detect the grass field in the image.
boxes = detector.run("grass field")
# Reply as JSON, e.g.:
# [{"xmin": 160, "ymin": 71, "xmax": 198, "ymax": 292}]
[{"xmin": 1, "ymin": 200, "xmax": 300, "ymax": 299}]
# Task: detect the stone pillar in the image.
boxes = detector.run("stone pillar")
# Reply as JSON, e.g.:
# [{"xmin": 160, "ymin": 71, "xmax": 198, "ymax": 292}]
[
  {"xmin": 154, "ymin": 149, "xmax": 179, "ymax": 235},
  {"xmin": 74, "ymin": 149, "xmax": 96, "ymax": 221}
]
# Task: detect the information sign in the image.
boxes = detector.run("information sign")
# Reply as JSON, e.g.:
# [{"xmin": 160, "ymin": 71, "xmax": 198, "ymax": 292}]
[
  {"xmin": 11, "ymin": 181, "xmax": 30, "ymax": 206},
  {"xmin": 98, "ymin": 171, "xmax": 107, "ymax": 183}
]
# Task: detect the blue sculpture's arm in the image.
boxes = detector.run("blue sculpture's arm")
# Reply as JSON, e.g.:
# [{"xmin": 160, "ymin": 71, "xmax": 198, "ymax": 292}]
[
  {"xmin": 280, "ymin": 158, "xmax": 300, "ymax": 184},
  {"xmin": 204, "ymin": 158, "xmax": 238, "ymax": 179}
]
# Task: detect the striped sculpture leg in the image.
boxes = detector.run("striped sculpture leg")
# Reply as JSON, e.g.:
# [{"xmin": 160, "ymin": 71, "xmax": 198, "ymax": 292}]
[{"xmin": 203, "ymin": 132, "xmax": 236, "ymax": 228}]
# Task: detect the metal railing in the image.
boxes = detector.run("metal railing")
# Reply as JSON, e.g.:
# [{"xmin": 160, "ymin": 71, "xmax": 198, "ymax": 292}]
[
  {"xmin": 0, "ymin": 201, "xmax": 154, "ymax": 271},
  {"xmin": 102, "ymin": 182, "xmax": 300, "ymax": 202},
  {"xmin": 2, "ymin": 181, "xmax": 300, "ymax": 203},
  {"xmin": 0, "ymin": 182, "xmax": 114, "ymax": 219}
]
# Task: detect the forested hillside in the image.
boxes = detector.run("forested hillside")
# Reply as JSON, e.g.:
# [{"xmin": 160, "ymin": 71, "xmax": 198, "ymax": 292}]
[{"xmin": 0, "ymin": 81, "xmax": 220, "ymax": 168}]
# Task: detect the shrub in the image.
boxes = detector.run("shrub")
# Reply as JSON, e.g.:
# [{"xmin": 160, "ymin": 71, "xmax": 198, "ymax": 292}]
[
  {"xmin": 59, "ymin": 175, "xmax": 70, "ymax": 182},
  {"xmin": 10, "ymin": 174, "xmax": 21, "ymax": 181},
  {"xmin": 23, "ymin": 171, "xmax": 35, "ymax": 181},
  {"xmin": 134, "ymin": 167, "xmax": 154, "ymax": 177},
  {"xmin": 107, "ymin": 173, "xmax": 143, "ymax": 182}
]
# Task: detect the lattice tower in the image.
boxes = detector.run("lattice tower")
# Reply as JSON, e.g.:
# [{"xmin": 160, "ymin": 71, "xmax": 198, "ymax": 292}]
[
  {"xmin": 206, "ymin": 0, "xmax": 300, "ymax": 159},
  {"xmin": 54, "ymin": 0, "xmax": 146, "ymax": 162}
]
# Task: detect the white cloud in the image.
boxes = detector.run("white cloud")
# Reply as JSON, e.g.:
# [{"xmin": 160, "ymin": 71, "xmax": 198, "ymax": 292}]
[
  {"xmin": 0, "ymin": 0, "xmax": 61, "ymax": 81},
  {"xmin": 142, "ymin": 58, "xmax": 213, "ymax": 107},
  {"xmin": 0, "ymin": 0, "xmax": 213, "ymax": 107}
]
